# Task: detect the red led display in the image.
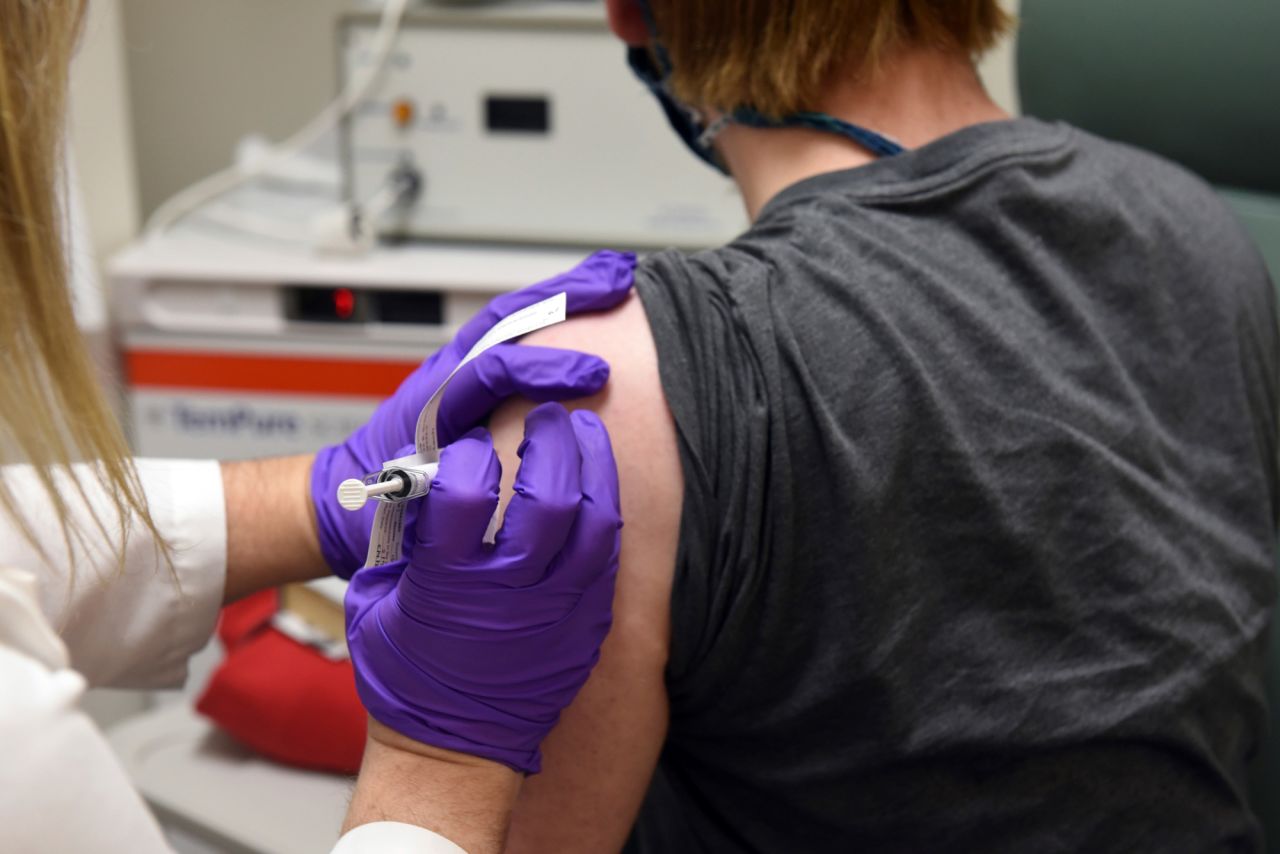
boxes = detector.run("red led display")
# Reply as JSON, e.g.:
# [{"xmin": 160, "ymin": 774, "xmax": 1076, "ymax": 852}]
[{"xmin": 333, "ymin": 287, "xmax": 356, "ymax": 320}]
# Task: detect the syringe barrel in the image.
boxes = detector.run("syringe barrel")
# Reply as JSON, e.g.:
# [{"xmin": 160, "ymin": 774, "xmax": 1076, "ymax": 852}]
[{"xmin": 376, "ymin": 463, "xmax": 437, "ymax": 502}]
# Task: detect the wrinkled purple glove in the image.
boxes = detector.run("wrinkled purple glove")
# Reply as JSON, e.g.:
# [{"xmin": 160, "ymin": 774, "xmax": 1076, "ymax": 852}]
[
  {"xmin": 345, "ymin": 402, "xmax": 621, "ymax": 773},
  {"xmin": 312, "ymin": 250, "xmax": 635, "ymax": 578}
]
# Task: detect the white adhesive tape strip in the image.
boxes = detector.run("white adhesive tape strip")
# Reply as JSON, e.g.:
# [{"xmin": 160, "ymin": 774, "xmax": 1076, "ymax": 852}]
[{"xmin": 359, "ymin": 292, "xmax": 569, "ymax": 568}]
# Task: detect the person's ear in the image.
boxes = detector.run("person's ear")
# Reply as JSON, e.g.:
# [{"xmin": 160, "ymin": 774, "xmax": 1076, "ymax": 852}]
[{"xmin": 605, "ymin": 0, "xmax": 651, "ymax": 47}]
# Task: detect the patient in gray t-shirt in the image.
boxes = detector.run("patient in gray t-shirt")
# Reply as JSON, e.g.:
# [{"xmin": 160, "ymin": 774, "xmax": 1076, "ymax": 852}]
[
  {"xmin": 493, "ymin": 3, "xmax": 1280, "ymax": 851},
  {"xmin": 631, "ymin": 118, "xmax": 1278, "ymax": 852}
]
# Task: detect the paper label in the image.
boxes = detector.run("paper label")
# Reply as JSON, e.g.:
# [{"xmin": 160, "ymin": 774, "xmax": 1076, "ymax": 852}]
[
  {"xmin": 364, "ymin": 500, "xmax": 407, "ymax": 568},
  {"xmin": 414, "ymin": 291, "xmax": 567, "ymax": 462},
  {"xmin": 361, "ymin": 292, "xmax": 568, "ymax": 567}
]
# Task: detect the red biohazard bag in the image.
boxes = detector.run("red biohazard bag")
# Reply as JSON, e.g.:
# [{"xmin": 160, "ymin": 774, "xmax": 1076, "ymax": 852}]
[{"xmin": 195, "ymin": 589, "xmax": 366, "ymax": 774}]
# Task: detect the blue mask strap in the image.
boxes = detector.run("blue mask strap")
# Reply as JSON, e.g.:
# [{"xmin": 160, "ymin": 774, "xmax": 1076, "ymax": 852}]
[
  {"xmin": 629, "ymin": 0, "xmax": 905, "ymax": 168},
  {"xmin": 731, "ymin": 108, "xmax": 906, "ymax": 158},
  {"xmin": 627, "ymin": 46, "xmax": 724, "ymax": 171},
  {"xmin": 633, "ymin": 0, "xmax": 674, "ymax": 76}
]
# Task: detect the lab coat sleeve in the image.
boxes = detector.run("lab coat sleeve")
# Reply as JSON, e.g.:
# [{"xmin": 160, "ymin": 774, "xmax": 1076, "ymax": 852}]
[
  {"xmin": 0, "ymin": 567, "xmax": 174, "ymax": 853},
  {"xmin": 331, "ymin": 821, "xmax": 469, "ymax": 853},
  {"xmin": 0, "ymin": 459, "xmax": 227, "ymax": 689},
  {"xmin": 1, "ymin": 569, "xmax": 470, "ymax": 854}
]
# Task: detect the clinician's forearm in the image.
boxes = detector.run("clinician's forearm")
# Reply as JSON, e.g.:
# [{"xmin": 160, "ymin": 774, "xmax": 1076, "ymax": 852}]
[
  {"xmin": 220, "ymin": 455, "xmax": 328, "ymax": 603},
  {"xmin": 345, "ymin": 720, "xmax": 522, "ymax": 854}
]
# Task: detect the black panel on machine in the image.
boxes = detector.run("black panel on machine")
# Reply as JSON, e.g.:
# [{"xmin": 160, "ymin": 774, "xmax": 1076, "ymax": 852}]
[
  {"xmin": 372, "ymin": 290, "xmax": 443, "ymax": 325},
  {"xmin": 485, "ymin": 95, "xmax": 551, "ymax": 134},
  {"xmin": 285, "ymin": 286, "xmax": 443, "ymax": 325}
]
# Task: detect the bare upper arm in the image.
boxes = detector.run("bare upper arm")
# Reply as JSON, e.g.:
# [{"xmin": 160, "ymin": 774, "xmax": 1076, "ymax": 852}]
[{"xmin": 487, "ymin": 292, "xmax": 682, "ymax": 853}]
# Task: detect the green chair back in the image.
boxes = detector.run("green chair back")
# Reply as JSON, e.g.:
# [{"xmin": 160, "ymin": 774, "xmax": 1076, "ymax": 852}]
[{"xmin": 1017, "ymin": 0, "xmax": 1280, "ymax": 284}]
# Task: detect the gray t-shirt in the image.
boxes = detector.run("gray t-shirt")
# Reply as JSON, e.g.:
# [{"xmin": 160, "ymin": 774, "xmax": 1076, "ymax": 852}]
[{"xmin": 628, "ymin": 118, "xmax": 1280, "ymax": 852}]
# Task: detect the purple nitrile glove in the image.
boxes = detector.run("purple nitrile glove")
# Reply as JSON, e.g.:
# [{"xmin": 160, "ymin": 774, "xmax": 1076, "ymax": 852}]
[
  {"xmin": 312, "ymin": 250, "xmax": 635, "ymax": 578},
  {"xmin": 345, "ymin": 402, "xmax": 622, "ymax": 773}
]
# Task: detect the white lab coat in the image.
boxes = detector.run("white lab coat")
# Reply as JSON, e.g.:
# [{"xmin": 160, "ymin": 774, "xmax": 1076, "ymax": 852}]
[{"xmin": 0, "ymin": 460, "xmax": 463, "ymax": 853}]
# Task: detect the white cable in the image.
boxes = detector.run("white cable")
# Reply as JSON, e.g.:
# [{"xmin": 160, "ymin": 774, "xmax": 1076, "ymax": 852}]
[{"xmin": 143, "ymin": 0, "xmax": 412, "ymax": 237}]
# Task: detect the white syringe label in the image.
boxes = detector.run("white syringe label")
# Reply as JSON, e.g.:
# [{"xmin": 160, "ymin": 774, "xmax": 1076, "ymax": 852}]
[
  {"xmin": 361, "ymin": 291, "xmax": 568, "ymax": 568},
  {"xmin": 364, "ymin": 500, "xmax": 407, "ymax": 568},
  {"xmin": 413, "ymin": 291, "xmax": 567, "ymax": 462}
]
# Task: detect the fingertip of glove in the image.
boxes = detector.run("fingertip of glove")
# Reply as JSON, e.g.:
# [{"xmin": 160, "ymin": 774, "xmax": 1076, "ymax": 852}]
[
  {"xmin": 565, "ymin": 251, "xmax": 635, "ymax": 312},
  {"xmin": 434, "ymin": 431, "xmax": 500, "ymax": 492},
  {"xmin": 598, "ymin": 250, "xmax": 638, "ymax": 294},
  {"xmin": 569, "ymin": 410, "xmax": 612, "ymax": 449},
  {"xmin": 569, "ymin": 354, "xmax": 611, "ymax": 389},
  {"xmin": 569, "ymin": 408, "xmax": 604, "ymax": 426},
  {"xmin": 456, "ymin": 427, "xmax": 492, "ymax": 445},
  {"xmin": 591, "ymin": 249, "xmax": 637, "ymax": 269},
  {"xmin": 525, "ymin": 400, "xmax": 574, "ymax": 430}
]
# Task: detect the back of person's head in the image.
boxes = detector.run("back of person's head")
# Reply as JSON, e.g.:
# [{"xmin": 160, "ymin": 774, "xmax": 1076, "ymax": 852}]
[
  {"xmin": 647, "ymin": 0, "xmax": 1013, "ymax": 116},
  {"xmin": 0, "ymin": 1, "xmax": 165, "ymax": 567}
]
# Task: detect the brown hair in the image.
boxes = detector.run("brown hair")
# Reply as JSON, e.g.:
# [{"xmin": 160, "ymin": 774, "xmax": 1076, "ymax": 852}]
[
  {"xmin": 647, "ymin": 0, "xmax": 1014, "ymax": 117},
  {"xmin": 0, "ymin": 1, "xmax": 168, "ymax": 569}
]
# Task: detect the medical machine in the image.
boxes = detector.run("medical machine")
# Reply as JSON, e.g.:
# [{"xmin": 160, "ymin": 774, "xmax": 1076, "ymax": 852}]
[
  {"xmin": 111, "ymin": 233, "xmax": 587, "ymax": 461},
  {"xmin": 339, "ymin": 1, "xmax": 747, "ymax": 248}
]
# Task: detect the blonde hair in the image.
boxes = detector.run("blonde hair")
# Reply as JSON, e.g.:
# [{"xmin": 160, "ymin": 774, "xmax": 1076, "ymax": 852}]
[
  {"xmin": 0, "ymin": 1, "xmax": 166, "ymax": 567},
  {"xmin": 648, "ymin": 0, "xmax": 1014, "ymax": 117}
]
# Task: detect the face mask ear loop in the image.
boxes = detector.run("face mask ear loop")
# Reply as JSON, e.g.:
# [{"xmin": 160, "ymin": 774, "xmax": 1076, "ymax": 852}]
[
  {"xmin": 731, "ymin": 107, "xmax": 907, "ymax": 159},
  {"xmin": 696, "ymin": 114, "xmax": 736, "ymax": 150},
  {"xmin": 632, "ymin": 0, "xmax": 730, "ymax": 171},
  {"xmin": 632, "ymin": 0, "xmax": 905, "ymax": 166},
  {"xmin": 627, "ymin": 0, "xmax": 903, "ymax": 171},
  {"xmin": 634, "ymin": 0, "xmax": 674, "ymax": 77}
]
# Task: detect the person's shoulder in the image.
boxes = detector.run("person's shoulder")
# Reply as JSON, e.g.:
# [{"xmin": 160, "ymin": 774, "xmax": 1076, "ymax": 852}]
[
  {"xmin": 522, "ymin": 289, "xmax": 656, "ymax": 379},
  {"xmin": 530, "ymin": 245, "xmax": 773, "ymax": 395},
  {"xmin": 1066, "ymin": 125, "xmax": 1272, "ymax": 286},
  {"xmin": 496, "ymin": 293, "xmax": 681, "ymax": 851},
  {"xmin": 517, "ymin": 290, "xmax": 679, "ymax": 515},
  {"xmin": 499, "ymin": 288, "xmax": 681, "ymax": 597},
  {"xmin": 1069, "ymin": 126, "xmax": 1246, "ymax": 230},
  {"xmin": 636, "ymin": 243, "xmax": 776, "ymax": 301},
  {"xmin": 490, "ymin": 294, "xmax": 681, "ymax": 845}
]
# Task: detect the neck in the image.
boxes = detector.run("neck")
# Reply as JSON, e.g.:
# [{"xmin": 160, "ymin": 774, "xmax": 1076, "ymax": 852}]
[{"xmin": 715, "ymin": 46, "xmax": 1011, "ymax": 220}]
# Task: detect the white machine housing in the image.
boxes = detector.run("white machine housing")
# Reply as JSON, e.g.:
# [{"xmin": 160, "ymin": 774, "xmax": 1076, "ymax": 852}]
[
  {"xmin": 111, "ymin": 234, "xmax": 589, "ymax": 461},
  {"xmin": 340, "ymin": 1, "xmax": 747, "ymax": 248}
]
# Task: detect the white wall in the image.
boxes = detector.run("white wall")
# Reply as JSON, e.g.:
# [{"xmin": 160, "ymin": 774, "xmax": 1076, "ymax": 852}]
[
  {"xmin": 70, "ymin": 0, "xmax": 141, "ymax": 262},
  {"xmin": 121, "ymin": 0, "xmax": 349, "ymax": 218},
  {"xmin": 980, "ymin": 0, "xmax": 1022, "ymax": 116}
]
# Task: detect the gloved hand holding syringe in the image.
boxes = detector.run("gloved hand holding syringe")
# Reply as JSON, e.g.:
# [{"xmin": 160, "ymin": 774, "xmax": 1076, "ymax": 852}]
[
  {"xmin": 335, "ymin": 285, "xmax": 623, "ymax": 775},
  {"xmin": 309, "ymin": 250, "xmax": 635, "ymax": 580},
  {"xmin": 335, "ymin": 291, "xmax": 569, "ymax": 567}
]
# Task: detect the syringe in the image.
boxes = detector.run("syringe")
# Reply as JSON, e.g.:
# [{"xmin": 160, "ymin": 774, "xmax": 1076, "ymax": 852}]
[{"xmin": 337, "ymin": 462, "xmax": 439, "ymax": 511}]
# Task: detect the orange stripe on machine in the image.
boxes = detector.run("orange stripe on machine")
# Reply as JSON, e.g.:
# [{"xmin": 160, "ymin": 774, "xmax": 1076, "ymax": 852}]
[{"xmin": 126, "ymin": 351, "xmax": 420, "ymax": 398}]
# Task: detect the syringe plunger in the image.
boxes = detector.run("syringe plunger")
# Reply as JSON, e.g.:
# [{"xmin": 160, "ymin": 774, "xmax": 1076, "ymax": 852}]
[
  {"xmin": 337, "ymin": 476, "xmax": 404, "ymax": 511},
  {"xmin": 336, "ymin": 461, "xmax": 438, "ymax": 512}
]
